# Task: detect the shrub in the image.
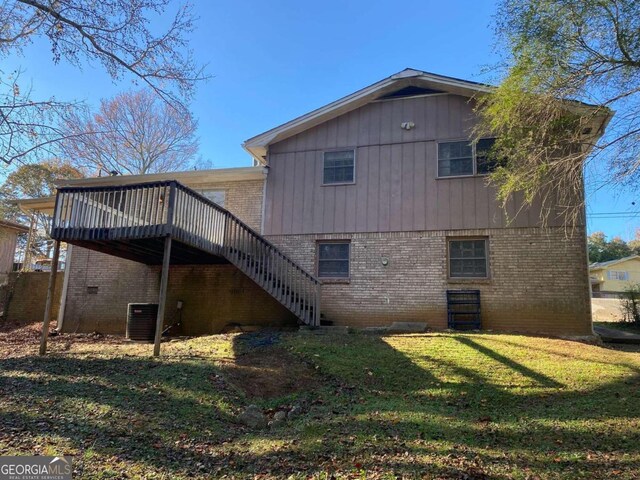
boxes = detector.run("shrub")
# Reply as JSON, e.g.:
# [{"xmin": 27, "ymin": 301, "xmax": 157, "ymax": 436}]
[{"xmin": 619, "ymin": 284, "xmax": 640, "ymax": 324}]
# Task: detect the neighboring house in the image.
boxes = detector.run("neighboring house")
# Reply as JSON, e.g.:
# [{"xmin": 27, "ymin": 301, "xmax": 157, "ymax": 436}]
[
  {"xmin": 0, "ymin": 220, "xmax": 29, "ymax": 283},
  {"xmin": 17, "ymin": 69, "xmax": 609, "ymax": 336},
  {"xmin": 590, "ymin": 255, "xmax": 640, "ymax": 298}
]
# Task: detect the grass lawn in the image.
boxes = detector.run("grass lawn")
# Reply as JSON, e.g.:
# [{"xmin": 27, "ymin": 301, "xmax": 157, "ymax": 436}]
[{"xmin": 1, "ymin": 323, "xmax": 640, "ymax": 479}]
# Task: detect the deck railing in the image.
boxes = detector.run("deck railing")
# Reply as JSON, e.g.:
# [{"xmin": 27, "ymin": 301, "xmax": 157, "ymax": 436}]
[{"xmin": 52, "ymin": 181, "xmax": 321, "ymax": 326}]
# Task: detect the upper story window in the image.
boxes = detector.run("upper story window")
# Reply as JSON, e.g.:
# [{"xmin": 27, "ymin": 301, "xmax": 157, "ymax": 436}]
[
  {"xmin": 199, "ymin": 189, "xmax": 226, "ymax": 207},
  {"xmin": 475, "ymin": 138, "xmax": 499, "ymax": 175},
  {"xmin": 438, "ymin": 138, "xmax": 499, "ymax": 177},
  {"xmin": 317, "ymin": 241, "xmax": 350, "ymax": 278},
  {"xmin": 607, "ymin": 270, "xmax": 629, "ymax": 281},
  {"xmin": 438, "ymin": 141, "xmax": 473, "ymax": 177},
  {"xmin": 448, "ymin": 238, "xmax": 489, "ymax": 278},
  {"xmin": 323, "ymin": 150, "xmax": 355, "ymax": 185}
]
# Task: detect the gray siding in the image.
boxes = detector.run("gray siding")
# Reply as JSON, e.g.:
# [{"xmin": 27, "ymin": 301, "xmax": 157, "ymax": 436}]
[
  {"xmin": 264, "ymin": 94, "xmax": 546, "ymax": 236},
  {"xmin": 0, "ymin": 229, "xmax": 18, "ymax": 273}
]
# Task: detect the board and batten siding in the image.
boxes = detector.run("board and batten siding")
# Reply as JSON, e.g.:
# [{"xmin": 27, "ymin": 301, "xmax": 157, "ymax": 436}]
[{"xmin": 263, "ymin": 94, "xmax": 547, "ymax": 236}]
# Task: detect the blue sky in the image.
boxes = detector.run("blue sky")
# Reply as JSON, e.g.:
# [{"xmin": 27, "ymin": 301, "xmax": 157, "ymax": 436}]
[{"xmin": 3, "ymin": 0, "xmax": 638, "ymax": 239}]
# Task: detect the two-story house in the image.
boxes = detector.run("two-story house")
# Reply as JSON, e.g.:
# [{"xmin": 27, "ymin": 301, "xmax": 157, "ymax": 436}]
[{"xmin": 19, "ymin": 69, "xmax": 607, "ymax": 340}]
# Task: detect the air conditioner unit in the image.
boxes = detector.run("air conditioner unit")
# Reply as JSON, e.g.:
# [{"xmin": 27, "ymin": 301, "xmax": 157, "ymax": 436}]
[{"xmin": 126, "ymin": 303, "xmax": 159, "ymax": 342}]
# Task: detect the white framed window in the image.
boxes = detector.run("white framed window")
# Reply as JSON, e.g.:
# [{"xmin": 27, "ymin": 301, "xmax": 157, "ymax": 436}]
[
  {"xmin": 448, "ymin": 238, "xmax": 489, "ymax": 278},
  {"xmin": 323, "ymin": 150, "xmax": 355, "ymax": 185},
  {"xmin": 607, "ymin": 271, "xmax": 629, "ymax": 281},
  {"xmin": 438, "ymin": 138, "xmax": 499, "ymax": 177},
  {"xmin": 317, "ymin": 241, "xmax": 350, "ymax": 278},
  {"xmin": 199, "ymin": 189, "xmax": 225, "ymax": 207}
]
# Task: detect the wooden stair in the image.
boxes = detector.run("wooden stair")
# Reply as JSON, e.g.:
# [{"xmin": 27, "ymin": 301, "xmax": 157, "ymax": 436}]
[{"xmin": 51, "ymin": 180, "xmax": 321, "ymax": 326}]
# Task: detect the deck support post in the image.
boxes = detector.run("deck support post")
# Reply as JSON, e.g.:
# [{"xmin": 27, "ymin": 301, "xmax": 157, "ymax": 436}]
[
  {"xmin": 153, "ymin": 235, "xmax": 172, "ymax": 357},
  {"xmin": 39, "ymin": 240, "xmax": 61, "ymax": 356},
  {"xmin": 314, "ymin": 283, "xmax": 321, "ymax": 327}
]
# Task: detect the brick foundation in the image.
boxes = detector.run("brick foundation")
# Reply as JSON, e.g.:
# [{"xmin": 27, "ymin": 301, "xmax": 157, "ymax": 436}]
[
  {"xmin": 61, "ymin": 247, "xmax": 296, "ymax": 334},
  {"xmin": 266, "ymin": 226, "xmax": 593, "ymax": 336}
]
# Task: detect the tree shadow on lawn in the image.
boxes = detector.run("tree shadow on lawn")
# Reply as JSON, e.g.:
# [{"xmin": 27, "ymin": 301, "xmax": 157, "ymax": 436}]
[
  {"xmin": 1, "ymin": 332, "xmax": 639, "ymax": 478},
  {"xmin": 258, "ymin": 332, "xmax": 640, "ymax": 477},
  {"xmin": 0, "ymin": 353, "xmax": 249, "ymax": 476}
]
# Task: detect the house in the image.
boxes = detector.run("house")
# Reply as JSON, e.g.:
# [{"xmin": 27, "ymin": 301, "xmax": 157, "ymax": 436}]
[
  {"xmin": 17, "ymin": 69, "xmax": 609, "ymax": 342},
  {"xmin": 590, "ymin": 255, "xmax": 640, "ymax": 297},
  {"xmin": 0, "ymin": 219, "xmax": 29, "ymax": 283}
]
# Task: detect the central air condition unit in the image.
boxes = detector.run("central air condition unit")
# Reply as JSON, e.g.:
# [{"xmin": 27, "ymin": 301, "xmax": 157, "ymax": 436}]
[{"xmin": 126, "ymin": 303, "xmax": 159, "ymax": 342}]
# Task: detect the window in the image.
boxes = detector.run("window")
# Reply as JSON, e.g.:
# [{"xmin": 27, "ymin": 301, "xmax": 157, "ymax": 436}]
[
  {"xmin": 448, "ymin": 239, "xmax": 488, "ymax": 278},
  {"xmin": 438, "ymin": 141, "xmax": 473, "ymax": 177},
  {"xmin": 438, "ymin": 138, "xmax": 499, "ymax": 177},
  {"xmin": 475, "ymin": 138, "xmax": 500, "ymax": 174},
  {"xmin": 607, "ymin": 271, "xmax": 629, "ymax": 281},
  {"xmin": 323, "ymin": 150, "xmax": 355, "ymax": 184},
  {"xmin": 199, "ymin": 189, "xmax": 225, "ymax": 207},
  {"xmin": 317, "ymin": 241, "xmax": 350, "ymax": 278}
]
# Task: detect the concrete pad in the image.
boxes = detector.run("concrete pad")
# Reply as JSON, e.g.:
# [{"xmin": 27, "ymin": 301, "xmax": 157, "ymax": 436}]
[
  {"xmin": 299, "ymin": 326, "xmax": 351, "ymax": 335},
  {"xmin": 592, "ymin": 298, "xmax": 624, "ymax": 322},
  {"xmin": 594, "ymin": 325, "xmax": 640, "ymax": 344},
  {"xmin": 386, "ymin": 322, "xmax": 428, "ymax": 333}
]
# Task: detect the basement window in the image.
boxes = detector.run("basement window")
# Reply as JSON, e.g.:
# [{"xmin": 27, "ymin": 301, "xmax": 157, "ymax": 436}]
[
  {"xmin": 448, "ymin": 239, "xmax": 488, "ymax": 278},
  {"xmin": 317, "ymin": 241, "xmax": 350, "ymax": 278},
  {"xmin": 323, "ymin": 150, "xmax": 355, "ymax": 185}
]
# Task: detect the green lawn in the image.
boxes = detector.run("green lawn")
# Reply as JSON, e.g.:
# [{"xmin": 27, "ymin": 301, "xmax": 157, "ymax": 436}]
[{"xmin": 1, "ymin": 324, "xmax": 639, "ymax": 479}]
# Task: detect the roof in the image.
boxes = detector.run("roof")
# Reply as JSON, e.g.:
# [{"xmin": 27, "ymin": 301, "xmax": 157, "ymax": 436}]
[
  {"xmin": 242, "ymin": 68, "xmax": 493, "ymax": 164},
  {"xmin": 14, "ymin": 166, "xmax": 268, "ymax": 215},
  {"xmin": 54, "ymin": 166, "xmax": 267, "ymax": 188},
  {"xmin": 590, "ymin": 255, "xmax": 640, "ymax": 270},
  {"xmin": 0, "ymin": 219, "xmax": 29, "ymax": 232},
  {"xmin": 242, "ymin": 67, "xmax": 612, "ymax": 165}
]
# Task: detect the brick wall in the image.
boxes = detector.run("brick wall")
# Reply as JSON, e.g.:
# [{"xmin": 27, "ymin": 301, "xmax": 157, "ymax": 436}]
[
  {"xmin": 62, "ymin": 247, "xmax": 159, "ymax": 333},
  {"xmin": 266, "ymin": 226, "xmax": 593, "ymax": 336},
  {"xmin": 201, "ymin": 179, "xmax": 264, "ymax": 231},
  {"xmin": 1, "ymin": 272, "xmax": 64, "ymax": 324},
  {"xmin": 161, "ymin": 265, "xmax": 296, "ymax": 335},
  {"xmin": 62, "ymin": 247, "xmax": 296, "ymax": 334}
]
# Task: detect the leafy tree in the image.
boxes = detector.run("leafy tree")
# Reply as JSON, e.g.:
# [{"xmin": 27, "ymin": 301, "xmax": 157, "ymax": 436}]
[
  {"xmin": 63, "ymin": 89, "xmax": 199, "ymax": 175},
  {"xmin": 629, "ymin": 229, "xmax": 640, "ymax": 255},
  {"xmin": 588, "ymin": 231, "xmax": 633, "ymax": 263},
  {"xmin": 0, "ymin": 159, "xmax": 83, "ymax": 259},
  {"xmin": 478, "ymin": 0, "xmax": 639, "ymax": 225},
  {"xmin": 0, "ymin": 0, "xmax": 206, "ymax": 166}
]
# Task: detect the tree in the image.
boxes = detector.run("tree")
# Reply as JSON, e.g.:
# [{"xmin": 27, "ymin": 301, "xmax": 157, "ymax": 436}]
[
  {"xmin": 478, "ymin": 0, "xmax": 639, "ymax": 225},
  {"xmin": 0, "ymin": 0, "xmax": 206, "ymax": 166},
  {"xmin": 629, "ymin": 229, "xmax": 640, "ymax": 255},
  {"xmin": 0, "ymin": 159, "xmax": 83, "ymax": 259},
  {"xmin": 63, "ymin": 89, "xmax": 199, "ymax": 175},
  {"xmin": 588, "ymin": 231, "xmax": 633, "ymax": 263}
]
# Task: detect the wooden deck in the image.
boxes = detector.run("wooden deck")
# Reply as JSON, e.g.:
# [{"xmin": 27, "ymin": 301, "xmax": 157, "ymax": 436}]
[{"xmin": 51, "ymin": 181, "xmax": 321, "ymax": 327}]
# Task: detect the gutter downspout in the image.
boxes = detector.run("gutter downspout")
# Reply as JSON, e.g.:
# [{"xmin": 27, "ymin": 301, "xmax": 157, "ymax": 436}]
[{"xmin": 260, "ymin": 163, "xmax": 269, "ymax": 235}]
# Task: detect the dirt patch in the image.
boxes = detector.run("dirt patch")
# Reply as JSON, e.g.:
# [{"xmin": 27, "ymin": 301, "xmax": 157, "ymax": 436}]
[{"xmin": 220, "ymin": 345, "xmax": 321, "ymax": 399}]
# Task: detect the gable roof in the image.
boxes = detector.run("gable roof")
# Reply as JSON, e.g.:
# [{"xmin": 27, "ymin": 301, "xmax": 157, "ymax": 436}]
[
  {"xmin": 590, "ymin": 255, "xmax": 640, "ymax": 270},
  {"xmin": 242, "ymin": 68, "xmax": 493, "ymax": 164}
]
